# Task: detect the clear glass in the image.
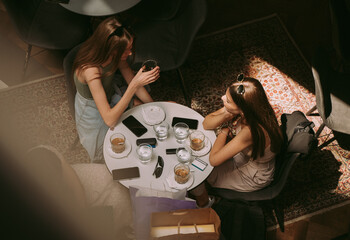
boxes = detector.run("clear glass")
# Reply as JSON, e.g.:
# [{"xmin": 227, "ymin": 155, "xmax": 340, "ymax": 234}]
[
  {"xmin": 110, "ymin": 133, "xmax": 126, "ymax": 153},
  {"xmin": 189, "ymin": 130, "xmax": 205, "ymax": 151},
  {"xmin": 142, "ymin": 59, "xmax": 157, "ymax": 72},
  {"xmin": 174, "ymin": 163, "xmax": 190, "ymax": 184},
  {"xmin": 137, "ymin": 143, "xmax": 153, "ymax": 164},
  {"xmin": 173, "ymin": 122, "xmax": 189, "ymax": 143},
  {"xmin": 176, "ymin": 146, "xmax": 192, "ymax": 164},
  {"xmin": 153, "ymin": 121, "xmax": 169, "ymax": 141}
]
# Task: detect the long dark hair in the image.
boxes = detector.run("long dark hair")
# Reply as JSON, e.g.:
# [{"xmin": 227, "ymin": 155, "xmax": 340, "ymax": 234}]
[
  {"xmin": 73, "ymin": 17, "xmax": 135, "ymax": 80},
  {"xmin": 229, "ymin": 77, "xmax": 282, "ymax": 159}
]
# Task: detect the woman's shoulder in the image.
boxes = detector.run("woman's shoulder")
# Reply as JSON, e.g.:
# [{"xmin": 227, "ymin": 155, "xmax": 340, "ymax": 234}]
[
  {"xmin": 77, "ymin": 66, "xmax": 102, "ymax": 83},
  {"xmin": 80, "ymin": 65, "xmax": 101, "ymax": 74},
  {"xmin": 235, "ymin": 125, "xmax": 253, "ymax": 143}
]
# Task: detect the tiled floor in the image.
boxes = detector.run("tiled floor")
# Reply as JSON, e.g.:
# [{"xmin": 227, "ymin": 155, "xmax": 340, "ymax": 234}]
[{"xmin": 1, "ymin": 0, "xmax": 349, "ymax": 239}]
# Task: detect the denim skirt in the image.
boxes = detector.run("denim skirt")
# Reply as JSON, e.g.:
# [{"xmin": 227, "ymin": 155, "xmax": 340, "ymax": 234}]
[
  {"xmin": 75, "ymin": 92, "xmax": 109, "ymax": 163},
  {"xmin": 74, "ymin": 75, "xmax": 146, "ymax": 162}
]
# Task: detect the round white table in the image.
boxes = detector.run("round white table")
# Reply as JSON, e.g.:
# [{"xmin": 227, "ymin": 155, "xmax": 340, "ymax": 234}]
[
  {"xmin": 103, "ymin": 102, "xmax": 216, "ymax": 191},
  {"xmin": 60, "ymin": 0, "xmax": 141, "ymax": 16}
]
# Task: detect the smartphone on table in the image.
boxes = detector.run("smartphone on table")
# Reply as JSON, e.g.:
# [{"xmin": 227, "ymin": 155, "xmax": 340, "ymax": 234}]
[
  {"xmin": 171, "ymin": 117, "xmax": 199, "ymax": 129},
  {"xmin": 136, "ymin": 138, "xmax": 157, "ymax": 148},
  {"xmin": 122, "ymin": 115, "xmax": 147, "ymax": 137},
  {"xmin": 112, "ymin": 167, "xmax": 140, "ymax": 180}
]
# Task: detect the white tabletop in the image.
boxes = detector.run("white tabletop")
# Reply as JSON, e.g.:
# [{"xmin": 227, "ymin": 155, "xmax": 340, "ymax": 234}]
[
  {"xmin": 60, "ymin": 0, "xmax": 141, "ymax": 16},
  {"xmin": 103, "ymin": 102, "xmax": 216, "ymax": 191}
]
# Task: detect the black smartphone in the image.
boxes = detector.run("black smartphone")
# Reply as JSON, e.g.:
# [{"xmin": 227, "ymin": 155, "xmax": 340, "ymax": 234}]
[
  {"xmin": 136, "ymin": 138, "xmax": 157, "ymax": 147},
  {"xmin": 171, "ymin": 117, "xmax": 198, "ymax": 129},
  {"xmin": 112, "ymin": 167, "xmax": 140, "ymax": 180},
  {"xmin": 122, "ymin": 115, "xmax": 147, "ymax": 137},
  {"xmin": 166, "ymin": 148, "xmax": 177, "ymax": 154}
]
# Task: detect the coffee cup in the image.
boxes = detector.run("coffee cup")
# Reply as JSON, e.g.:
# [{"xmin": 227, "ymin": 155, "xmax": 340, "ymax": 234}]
[
  {"xmin": 142, "ymin": 59, "xmax": 157, "ymax": 72},
  {"xmin": 189, "ymin": 130, "xmax": 205, "ymax": 151},
  {"xmin": 174, "ymin": 163, "xmax": 190, "ymax": 184},
  {"xmin": 110, "ymin": 133, "xmax": 126, "ymax": 153}
]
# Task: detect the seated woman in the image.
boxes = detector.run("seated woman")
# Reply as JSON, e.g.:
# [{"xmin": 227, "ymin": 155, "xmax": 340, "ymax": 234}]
[
  {"xmin": 192, "ymin": 74, "xmax": 283, "ymax": 207},
  {"xmin": 73, "ymin": 17, "xmax": 160, "ymax": 163},
  {"xmin": 26, "ymin": 145, "xmax": 135, "ymax": 240}
]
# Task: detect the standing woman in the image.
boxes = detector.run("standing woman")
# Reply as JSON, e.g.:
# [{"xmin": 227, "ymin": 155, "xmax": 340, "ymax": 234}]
[
  {"xmin": 73, "ymin": 17, "xmax": 160, "ymax": 163},
  {"xmin": 193, "ymin": 74, "xmax": 283, "ymax": 207}
]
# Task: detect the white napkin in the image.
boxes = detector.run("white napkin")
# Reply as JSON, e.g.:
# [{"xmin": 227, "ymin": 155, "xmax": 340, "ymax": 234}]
[
  {"xmin": 142, "ymin": 105, "xmax": 165, "ymax": 125},
  {"xmin": 166, "ymin": 173, "xmax": 182, "ymax": 190},
  {"xmin": 165, "ymin": 172, "xmax": 193, "ymax": 190}
]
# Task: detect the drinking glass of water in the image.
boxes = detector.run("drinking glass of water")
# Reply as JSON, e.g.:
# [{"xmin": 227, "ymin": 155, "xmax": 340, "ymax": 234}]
[
  {"xmin": 153, "ymin": 121, "xmax": 169, "ymax": 141},
  {"xmin": 176, "ymin": 146, "xmax": 192, "ymax": 164},
  {"xmin": 173, "ymin": 122, "xmax": 189, "ymax": 143},
  {"xmin": 137, "ymin": 143, "xmax": 153, "ymax": 164},
  {"xmin": 142, "ymin": 59, "xmax": 157, "ymax": 72}
]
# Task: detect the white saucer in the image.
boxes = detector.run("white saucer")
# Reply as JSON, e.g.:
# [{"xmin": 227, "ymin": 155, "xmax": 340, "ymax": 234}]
[
  {"xmin": 107, "ymin": 139, "xmax": 132, "ymax": 159},
  {"xmin": 186, "ymin": 137, "xmax": 212, "ymax": 157},
  {"xmin": 166, "ymin": 170, "xmax": 194, "ymax": 190},
  {"xmin": 141, "ymin": 105, "xmax": 166, "ymax": 125}
]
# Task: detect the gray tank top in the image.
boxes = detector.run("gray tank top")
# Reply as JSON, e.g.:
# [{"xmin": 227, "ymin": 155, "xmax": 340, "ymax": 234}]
[{"xmin": 74, "ymin": 64, "xmax": 115, "ymax": 102}]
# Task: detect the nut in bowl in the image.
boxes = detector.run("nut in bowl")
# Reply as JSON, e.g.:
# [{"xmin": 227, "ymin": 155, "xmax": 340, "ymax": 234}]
[
  {"xmin": 110, "ymin": 133, "xmax": 126, "ymax": 153},
  {"xmin": 174, "ymin": 163, "xmax": 190, "ymax": 184}
]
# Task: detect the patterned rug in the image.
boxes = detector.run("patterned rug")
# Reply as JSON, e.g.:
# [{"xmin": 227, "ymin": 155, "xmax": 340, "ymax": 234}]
[
  {"xmin": 150, "ymin": 14, "xmax": 350, "ymax": 226},
  {"xmin": 0, "ymin": 75, "xmax": 90, "ymax": 164},
  {"xmin": 0, "ymin": 14, "xmax": 349, "ymax": 228}
]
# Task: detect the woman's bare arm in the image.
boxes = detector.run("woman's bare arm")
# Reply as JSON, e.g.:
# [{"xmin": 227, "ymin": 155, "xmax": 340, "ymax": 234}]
[
  {"xmin": 82, "ymin": 66, "xmax": 157, "ymax": 128},
  {"xmin": 202, "ymin": 107, "xmax": 235, "ymax": 130},
  {"xmin": 209, "ymin": 127, "xmax": 253, "ymax": 167},
  {"xmin": 119, "ymin": 61, "xmax": 159, "ymax": 103}
]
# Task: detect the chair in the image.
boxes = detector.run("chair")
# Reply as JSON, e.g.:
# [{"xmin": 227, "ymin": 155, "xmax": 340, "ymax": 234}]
[
  {"xmin": 131, "ymin": 0, "xmax": 183, "ymax": 21},
  {"xmin": 209, "ymin": 111, "xmax": 315, "ymax": 232},
  {"xmin": 63, "ymin": 44, "xmax": 81, "ymax": 120},
  {"xmin": 329, "ymin": 0, "xmax": 350, "ymax": 70},
  {"xmin": 210, "ymin": 154, "xmax": 300, "ymax": 232},
  {"xmin": 62, "ymin": 44, "xmax": 81, "ymax": 149},
  {"xmin": 306, "ymin": 47, "xmax": 350, "ymax": 150},
  {"xmin": 2, "ymin": 0, "xmax": 90, "ymax": 80},
  {"xmin": 130, "ymin": 0, "xmax": 207, "ymax": 106}
]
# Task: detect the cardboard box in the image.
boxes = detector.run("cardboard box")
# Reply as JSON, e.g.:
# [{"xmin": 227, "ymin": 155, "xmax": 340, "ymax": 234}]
[{"xmin": 150, "ymin": 208, "xmax": 221, "ymax": 240}]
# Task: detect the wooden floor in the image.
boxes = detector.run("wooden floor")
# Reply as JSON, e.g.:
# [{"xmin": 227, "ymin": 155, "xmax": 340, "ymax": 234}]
[
  {"xmin": 1, "ymin": 0, "xmax": 349, "ymax": 239},
  {"xmin": 0, "ymin": 3, "xmax": 65, "ymax": 75},
  {"xmin": 0, "ymin": 0, "xmax": 334, "ymax": 85},
  {"xmin": 268, "ymin": 202, "xmax": 350, "ymax": 240},
  {"xmin": 0, "ymin": 1, "xmax": 64, "ymax": 86}
]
